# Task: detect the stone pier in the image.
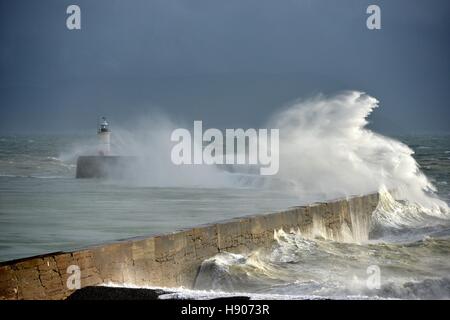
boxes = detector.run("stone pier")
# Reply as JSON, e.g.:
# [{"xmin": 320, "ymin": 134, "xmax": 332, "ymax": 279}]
[{"xmin": 0, "ymin": 192, "xmax": 379, "ymax": 300}]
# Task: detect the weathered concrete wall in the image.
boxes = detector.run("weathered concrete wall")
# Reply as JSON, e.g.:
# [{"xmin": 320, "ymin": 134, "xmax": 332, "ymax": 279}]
[
  {"xmin": 76, "ymin": 156, "xmax": 138, "ymax": 178},
  {"xmin": 0, "ymin": 192, "xmax": 379, "ymax": 300}
]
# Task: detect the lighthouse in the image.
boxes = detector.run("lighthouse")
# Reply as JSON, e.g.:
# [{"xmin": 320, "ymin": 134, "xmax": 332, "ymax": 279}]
[
  {"xmin": 76, "ymin": 116, "xmax": 137, "ymax": 178},
  {"xmin": 97, "ymin": 117, "xmax": 111, "ymax": 156}
]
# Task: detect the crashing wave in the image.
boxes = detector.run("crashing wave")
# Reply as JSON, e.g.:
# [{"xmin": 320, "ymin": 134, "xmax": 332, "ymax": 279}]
[{"xmin": 371, "ymin": 187, "xmax": 450, "ymax": 235}]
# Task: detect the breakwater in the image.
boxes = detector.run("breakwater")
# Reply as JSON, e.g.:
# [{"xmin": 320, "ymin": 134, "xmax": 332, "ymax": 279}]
[
  {"xmin": 76, "ymin": 156, "xmax": 137, "ymax": 178},
  {"xmin": 0, "ymin": 192, "xmax": 379, "ymax": 300}
]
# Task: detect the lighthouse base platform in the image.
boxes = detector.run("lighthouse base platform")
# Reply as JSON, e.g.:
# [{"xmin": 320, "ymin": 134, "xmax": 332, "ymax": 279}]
[{"xmin": 76, "ymin": 156, "xmax": 137, "ymax": 178}]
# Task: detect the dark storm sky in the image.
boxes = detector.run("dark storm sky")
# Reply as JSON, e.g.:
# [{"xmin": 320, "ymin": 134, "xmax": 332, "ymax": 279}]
[{"xmin": 0, "ymin": 0, "xmax": 449, "ymax": 134}]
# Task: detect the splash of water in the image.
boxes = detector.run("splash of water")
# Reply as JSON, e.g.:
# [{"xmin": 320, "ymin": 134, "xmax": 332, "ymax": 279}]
[
  {"xmin": 267, "ymin": 91, "xmax": 448, "ymax": 214},
  {"xmin": 190, "ymin": 228, "xmax": 450, "ymax": 299},
  {"xmin": 68, "ymin": 91, "xmax": 448, "ymax": 219}
]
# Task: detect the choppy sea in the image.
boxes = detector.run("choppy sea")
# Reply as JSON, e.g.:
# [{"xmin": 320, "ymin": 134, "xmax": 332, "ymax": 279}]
[{"xmin": 0, "ymin": 134, "xmax": 449, "ymax": 299}]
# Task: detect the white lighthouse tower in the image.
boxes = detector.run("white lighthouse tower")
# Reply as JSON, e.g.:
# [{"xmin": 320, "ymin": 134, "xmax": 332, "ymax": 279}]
[{"xmin": 97, "ymin": 117, "xmax": 111, "ymax": 156}]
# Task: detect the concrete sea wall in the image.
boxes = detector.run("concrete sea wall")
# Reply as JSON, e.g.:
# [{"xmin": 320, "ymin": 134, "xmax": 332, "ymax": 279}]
[
  {"xmin": 76, "ymin": 156, "xmax": 138, "ymax": 178},
  {"xmin": 0, "ymin": 192, "xmax": 379, "ymax": 300}
]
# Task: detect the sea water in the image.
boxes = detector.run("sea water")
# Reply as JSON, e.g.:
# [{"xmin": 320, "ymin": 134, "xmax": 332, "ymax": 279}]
[{"xmin": 1, "ymin": 92, "xmax": 449, "ymax": 299}]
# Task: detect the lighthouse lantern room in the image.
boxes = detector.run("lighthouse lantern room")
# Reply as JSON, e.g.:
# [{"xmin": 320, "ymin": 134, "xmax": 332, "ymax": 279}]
[{"xmin": 97, "ymin": 117, "xmax": 111, "ymax": 156}]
